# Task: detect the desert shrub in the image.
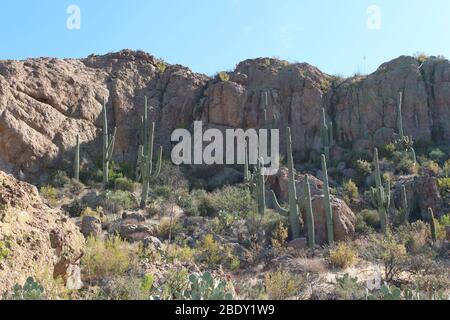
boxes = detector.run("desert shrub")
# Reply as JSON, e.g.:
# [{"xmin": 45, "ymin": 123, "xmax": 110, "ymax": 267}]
[
  {"xmin": 49, "ymin": 170, "xmax": 71, "ymax": 188},
  {"xmin": 210, "ymin": 211, "xmax": 239, "ymax": 234},
  {"xmin": 64, "ymin": 199, "xmax": 85, "ymax": 217},
  {"xmin": 39, "ymin": 185, "xmax": 58, "ymax": 206},
  {"xmin": 159, "ymin": 268, "xmax": 190, "ymax": 300},
  {"xmin": 264, "ymin": 270, "xmax": 303, "ymax": 300},
  {"xmin": 356, "ymin": 159, "xmax": 372, "ymax": 176},
  {"xmin": 114, "ymin": 177, "xmax": 135, "ymax": 192},
  {"xmin": 334, "ymin": 274, "xmax": 366, "ymax": 300},
  {"xmin": 157, "ymin": 217, "xmax": 183, "ymax": 240},
  {"xmin": 421, "ymin": 160, "xmax": 440, "ymax": 176},
  {"xmin": 81, "ymin": 235, "xmax": 138, "ymax": 280},
  {"xmin": 164, "ymin": 244, "xmax": 195, "ymax": 263},
  {"xmin": 396, "ymin": 158, "xmax": 418, "ymax": 175},
  {"xmin": 153, "ymin": 185, "xmax": 172, "ymax": 199},
  {"xmin": 396, "ymin": 221, "xmax": 430, "ymax": 253},
  {"xmin": 212, "ymin": 186, "xmax": 256, "ymax": 217},
  {"xmin": 329, "ymin": 243, "xmax": 357, "ymax": 269},
  {"xmin": 415, "ymin": 52, "xmax": 429, "ymax": 64},
  {"xmin": 437, "ymin": 178, "xmax": 450, "ymax": 196},
  {"xmin": 103, "ymin": 190, "xmax": 136, "ymax": 213},
  {"xmin": 196, "ymin": 234, "xmax": 240, "ymax": 270},
  {"xmin": 0, "ymin": 241, "xmax": 9, "ymax": 260},
  {"xmin": 80, "ymin": 207, "xmax": 102, "ymax": 218},
  {"xmin": 379, "ymin": 143, "xmax": 396, "ymax": 159},
  {"xmin": 217, "ymin": 71, "xmax": 230, "ymax": 82},
  {"xmin": 104, "ymin": 275, "xmax": 152, "ymax": 300},
  {"xmin": 342, "ymin": 179, "xmax": 359, "ymax": 203},
  {"xmin": 190, "ymin": 190, "xmax": 217, "ymax": 217},
  {"xmin": 361, "ymin": 233, "xmax": 408, "ymax": 283},
  {"xmin": 429, "ymin": 148, "xmax": 446, "ymax": 162},
  {"xmin": 271, "ymin": 222, "xmax": 288, "ymax": 249},
  {"xmin": 440, "ymin": 214, "xmax": 450, "ymax": 226},
  {"xmin": 359, "ymin": 209, "xmax": 381, "ymax": 230}
]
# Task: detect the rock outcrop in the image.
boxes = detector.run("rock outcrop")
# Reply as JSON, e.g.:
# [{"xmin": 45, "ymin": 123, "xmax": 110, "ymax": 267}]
[
  {"xmin": 1, "ymin": 51, "xmax": 450, "ymax": 180},
  {"xmin": 0, "ymin": 171, "xmax": 84, "ymax": 295}
]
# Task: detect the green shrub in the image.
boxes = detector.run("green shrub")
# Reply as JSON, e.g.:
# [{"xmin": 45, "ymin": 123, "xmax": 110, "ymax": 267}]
[
  {"xmin": 439, "ymin": 214, "xmax": 450, "ymax": 226},
  {"xmin": 160, "ymin": 268, "xmax": 190, "ymax": 300},
  {"xmin": 212, "ymin": 186, "xmax": 256, "ymax": 217},
  {"xmin": 218, "ymin": 71, "xmax": 230, "ymax": 82},
  {"xmin": 359, "ymin": 209, "xmax": 381, "ymax": 230},
  {"xmin": 81, "ymin": 235, "xmax": 138, "ymax": 280},
  {"xmin": 103, "ymin": 190, "xmax": 136, "ymax": 213},
  {"xmin": 164, "ymin": 244, "xmax": 195, "ymax": 263},
  {"xmin": 0, "ymin": 241, "xmax": 9, "ymax": 260},
  {"xmin": 39, "ymin": 185, "xmax": 58, "ymax": 207},
  {"xmin": 356, "ymin": 159, "xmax": 372, "ymax": 176},
  {"xmin": 114, "ymin": 177, "xmax": 135, "ymax": 192},
  {"xmin": 264, "ymin": 270, "xmax": 303, "ymax": 300},
  {"xmin": 429, "ymin": 148, "xmax": 446, "ymax": 162},
  {"xmin": 50, "ymin": 170, "xmax": 71, "ymax": 188},
  {"xmin": 196, "ymin": 234, "xmax": 240, "ymax": 271},
  {"xmin": 158, "ymin": 217, "xmax": 183, "ymax": 240},
  {"xmin": 342, "ymin": 179, "xmax": 359, "ymax": 203},
  {"xmin": 104, "ymin": 275, "xmax": 152, "ymax": 300},
  {"xmin": 329, "ymin": 243, "xmax": 357, "ymax": 269},
  {"xmin": 154, "ymin": 185, "xmax": 172, "ymax": 199},
  {"xmin": 396, "ymin": 158, "xmax": 418, "ymax": 175},
  {"xmin": 437, "ymin": 178, "xmax": 450, "ymax": 195}
]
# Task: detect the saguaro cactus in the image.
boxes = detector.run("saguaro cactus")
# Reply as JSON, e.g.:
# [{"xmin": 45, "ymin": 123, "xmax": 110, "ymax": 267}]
[
  {"xmin": 140, "ymin": 121, "xmax": 162, "ymax": 209},
  {"xmin": 370, "ymin": 148, "xmax": 390, "ymax": 233},
  {"xmin": 74, "ymin": 135, "xmax": 80, "ymax": 181},
  {"xmin": 102, "ymin": 99, "xmax": 117, "ymax": 188},
  {"xmin": 243, "ymin": 144, "xmax": 267, "ymax": 216},
  {"xmin": 428, "ymin": 208, "xmax": 437, "ymax": 243},
  {"xmin": 304, "ymin": 175, "xmax": 315, "ymax": 249},
  {"xmin": 321, "ymin": 154, "xmax": 334, "ymax": 245},
  {"xmin": 271, "ymin": 127, "xmax": 302, "ymax": 239},
  {"xmin": 400, "ymin": 185, "xmax": 409, "ymax": 224},
  {"xmin": 396, "ymin": 92, "xmax": 417, "ymax": 165},
  {"xmin": 320, "ymin": 108, "xmax": 334, "ymax": 163}
]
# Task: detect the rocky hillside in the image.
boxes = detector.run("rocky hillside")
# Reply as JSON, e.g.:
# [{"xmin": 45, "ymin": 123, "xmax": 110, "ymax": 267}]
[
  {"xmin": 1, "ymin": 50, "xmax": 450, "ymax": 180},
  {"xmin": 0, "ymin": 171, "xmax": 84, "ymax": 295}
]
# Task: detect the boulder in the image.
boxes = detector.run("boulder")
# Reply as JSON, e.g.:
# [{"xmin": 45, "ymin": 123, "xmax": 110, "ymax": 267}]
[
  {"xmin": 304, "ymin": 196, "xmax": 357, "ymax": 245},
  {"xmin": 393, "ymin": 176, "xmax": 443, "ymax": 220},
  {"xmin": 80, "ymin": 215, "xmax": 102, "ymax": 238},
  {"xmin": 119, "ymin": 222, "xmax": 156, "ymax": 243}
]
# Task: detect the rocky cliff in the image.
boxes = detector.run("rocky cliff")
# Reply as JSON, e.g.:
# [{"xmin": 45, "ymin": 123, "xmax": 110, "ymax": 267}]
[{"xmin": 1, "ymin": 50, "xmax": 449, "ymax": 180}]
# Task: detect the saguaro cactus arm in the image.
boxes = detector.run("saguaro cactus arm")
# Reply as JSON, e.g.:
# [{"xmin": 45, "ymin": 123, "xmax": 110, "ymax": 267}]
[
  {"xmin": 271, "ymin": 191, "xmax": 289, "ymax": 217},
  {"xmin": 428, "ymin": 208, "xmax": 437, "ymax": 243},
  {"xmin": 304, "ymin": 175, "xmax": 315, "ymax": 249}
]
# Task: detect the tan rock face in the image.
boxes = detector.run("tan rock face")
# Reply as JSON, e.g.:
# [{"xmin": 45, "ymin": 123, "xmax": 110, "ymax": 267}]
[
  {"xmin": 1, "ymin": 51, "xmax": 450, "ymax": 179},
  {"xmin": 0, "ymin": 171, "xmax": 84, "ymax": 295}
]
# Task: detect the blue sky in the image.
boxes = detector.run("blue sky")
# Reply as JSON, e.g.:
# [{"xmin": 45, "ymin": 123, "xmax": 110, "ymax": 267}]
[{"xmin": 1, "ymin": 0, "xmax": 449, "ymax": 76}]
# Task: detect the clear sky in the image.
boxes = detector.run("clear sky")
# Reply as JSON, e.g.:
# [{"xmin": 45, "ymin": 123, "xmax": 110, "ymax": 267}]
[{"xmin": 1, "ymin": 0, "xmax": 449, "ymax": 76}]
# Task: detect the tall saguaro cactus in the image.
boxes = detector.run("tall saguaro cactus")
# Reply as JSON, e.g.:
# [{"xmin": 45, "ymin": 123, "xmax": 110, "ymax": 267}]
[
  {"xmin": 396, "ymin": 92, "xmax": 417, "ymax": 165},
  {"xmin": 74, "ymin": 135, "xmax": 80, "ymax": 181},
  {"xmin": 370, "ymin": 148, "xmax": 390, "ymax": 233},
  {"xmin": 244, "ymin": 138, "xmax": 267, "ymax": 216},
  {"xmin": 400, "ymin": 185, "xmax": 409, "ymax": 224},
  {"xmin": 320, "ymin": 108, "xmax": 334, "ymax": 163},
  {"xmin": 102, "ymin": 99, "xmax": 117, "ymax": 189},
  {"xmin": 140, "ymin": 121, "xmax": 162, "ymax": 209},
  {"xmin": 304, "ymin": 175, "xmax": 315, "ymax": 249},
  {"xmin": 271, "ymin": 127, "xmax": 302, "ymax": 239},
  {"xmin": 321, "ymin": 154, "xmax": 334, "ymax": 245}
]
